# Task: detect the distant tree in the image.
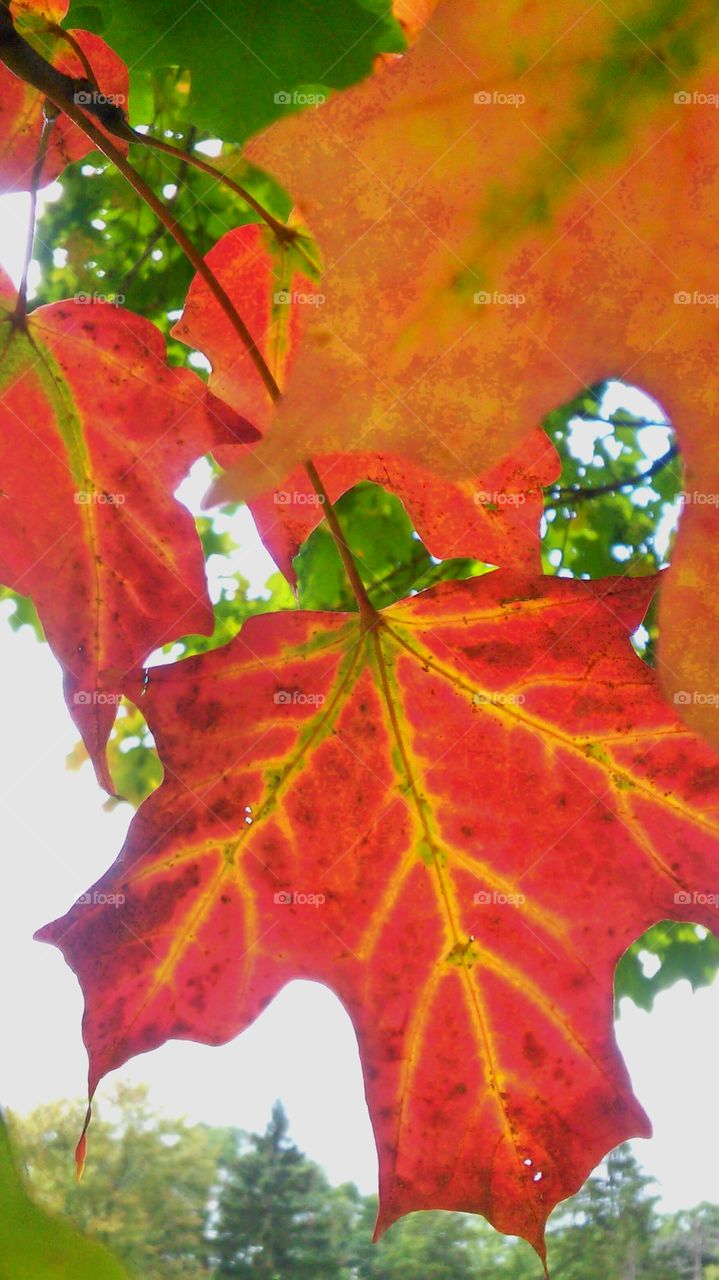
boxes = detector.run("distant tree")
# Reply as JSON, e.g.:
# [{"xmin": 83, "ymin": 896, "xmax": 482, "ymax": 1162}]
[
  {"xmin": 545, "ymin": 1144, "xmax": 663, "ymax": 1279},
  {"xmin": 657, "ymin": 1203, "xmax": 719, "ymax": 1278},
  {"xmin": 9, "ymin": 1083, "xmax": 225, "ymax": 1279},
  {"xmin": 211, "ymin": 1101, "xmax": 347, "ymax": 1279},
  {"xmin": 346, "ymin": 1193, "xmax": 538, "ymax": 1279}
]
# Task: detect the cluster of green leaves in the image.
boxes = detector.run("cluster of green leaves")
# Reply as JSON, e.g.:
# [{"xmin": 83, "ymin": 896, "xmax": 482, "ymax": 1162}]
[
  {"xmin": 9, "ymin": 1089, "xmax": 719, "ymax": 1279},
  {"xmin": 65, "ymin": 0, "xmax": 406, "ymax": 142},
  {"xmin": 33, "ymin": 74, "xmax": 291, "ymax": 366}
]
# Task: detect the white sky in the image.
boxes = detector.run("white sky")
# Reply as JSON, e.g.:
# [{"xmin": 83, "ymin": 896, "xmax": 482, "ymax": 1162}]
[{"xmin": 1, "ymin": 194, "xmax": 717, "ymax": 1217}]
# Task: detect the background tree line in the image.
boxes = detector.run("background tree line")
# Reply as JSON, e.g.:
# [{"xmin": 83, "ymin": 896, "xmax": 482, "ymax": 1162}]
[{"xmin": 8, "ymin": 1086, "xmax": 718, "ymax": 1279}]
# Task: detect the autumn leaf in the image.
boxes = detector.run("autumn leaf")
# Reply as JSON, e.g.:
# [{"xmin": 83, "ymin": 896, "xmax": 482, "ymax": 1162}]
[
  {"xmin": 172, "ymin": 223, "xmax": 559, "ymax": 574},
  {"xmin": 392, "ymin": 0, "xmax": 438, "ymax": 41},
  {"xmin": 38, "ymin": 569, "xmax": 719, "ymax": 1259},
  {"xmin": 229, "ymin": 0, "xmax": 719, "ymax": 743},
  {"xmin": 171, "ymin": 222, "xmax": 313, "ymax": 437},
  {"xmin": 11, "ymin": 0, "xmax": 69, "ymax": 21},
  {"xmin": 248, "ymin": 435, "xmax": 559, "ymax": 583},
  {"xmin": 0, "ymin": 13, "xmax": 129, "ymax": 193},
  {"xmin": 0, "ymin": 272, "xmax": 258, "ymax": 788}
]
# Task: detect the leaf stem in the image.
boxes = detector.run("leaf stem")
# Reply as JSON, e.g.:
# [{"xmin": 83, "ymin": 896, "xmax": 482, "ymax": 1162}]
[
  {"xmin": 0, "ymin": 11, "xmax": 281, "ymax": 400},
  {"xmin": 13, "ymin": 110, "xmax": 53, "ymax": 327},
  {"xmin": 139, "ymin": 133, "xmax": 295, "ymax": 243},
  {"xmin": 46, "ymin": 90, "xmax": 281, "ymax": 400},
  {"xmin": 304, "ymin": 460, "xmax": 378, "ymax": 624}
]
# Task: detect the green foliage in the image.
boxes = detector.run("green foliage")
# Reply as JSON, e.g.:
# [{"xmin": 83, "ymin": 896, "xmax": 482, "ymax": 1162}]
[
  {"xmin": 65, "ymin": 0, "xmax": 405, "ymax": 142},
  {"xmin": 296, "ymin": 481, "xmax": 487, "ymax": 612},
  {"xmin": 9, "ymin": 1084, "xmax": 227, "ymax": 1280},
  {"xmin": 616, "ymin": 921, "xmax": 719, "ymax": 1012},
  {"xmin": 542, "ymin": 381, "xmax": 682, "ymax": 584},
  {"xmin": 657, "ymin": 1204, "xmax": 719, "ymax": 1277},
  {"xmin": 545, "ymin": 1145, "xmax": 666, "ymax": 1280},
  {"xmin": 12, "ymin": 1091, "xmax": 715, "ymax": 1280},
  {"xmin": 0, "ymin": 1111, "xmax": 128, "ymax": 1280},
  {"xmin": 33, "ymin": 79, "xmax": 291, "ymax": 364},
  {"xmin": 212, "ymin": 1101, "xmax": 346, "ymax": 1279},
  {"xmin": 0, "ymin": 587, "xmax": 44, "ymax": 640}
]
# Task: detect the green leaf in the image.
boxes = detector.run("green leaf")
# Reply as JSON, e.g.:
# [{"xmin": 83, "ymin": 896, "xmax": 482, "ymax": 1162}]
[
  {"xmin": 65, "ymin": 0, "xmax": 406, "ymax": 143},
  {"xmin": 0, "ymin": 1114, "xmax": 129, "ymax": 1280}
]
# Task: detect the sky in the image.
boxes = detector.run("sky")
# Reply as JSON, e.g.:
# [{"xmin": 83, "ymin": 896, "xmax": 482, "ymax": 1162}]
[{"xmin": 1, "ymin": 191, "xmax": 718, "ymax": 1215}]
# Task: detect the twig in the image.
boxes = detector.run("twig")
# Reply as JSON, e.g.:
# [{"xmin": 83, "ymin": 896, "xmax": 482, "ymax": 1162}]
[
  {"xmin": 545, "ymin": 445, "xmax": 680, "ymax": 507},
  {"xmin": 305, "ymin": 461, "xmax": 379, "ymax": 625}
]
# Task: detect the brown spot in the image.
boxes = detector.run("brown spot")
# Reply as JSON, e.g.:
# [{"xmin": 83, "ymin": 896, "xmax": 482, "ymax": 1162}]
[{"xmin": 523, "ymin": 1032, "xmax": 547, "ymax": 1067}]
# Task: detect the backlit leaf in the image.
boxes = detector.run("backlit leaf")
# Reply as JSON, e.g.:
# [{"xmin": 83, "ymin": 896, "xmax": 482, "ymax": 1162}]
[
  {"xmin": 173, "ymin": 224, "xmax": 559, "ymax": 573},
  {"xmin": 0, "ymin": 19, "xmax": 128, "ymax": 193},
  {"xmin": 38, "ymin": 569, "xmax": 719, "ymax": 1259},
  {"xmin": 0, "ymin": 272, "xmax": 258, "ymax": 787},
  {"xmin": 236, "ymin": 0, "xmax": 719, "ymax": 742}
]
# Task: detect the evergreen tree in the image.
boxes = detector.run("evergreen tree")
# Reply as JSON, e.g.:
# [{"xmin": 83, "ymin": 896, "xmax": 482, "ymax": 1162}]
[
  {"xmin": 545, "ymin": 1144, "xmax": 662, "ymax": 1279},
  {"xmin": 347, "ymin": 1194, "xmax": 538, "ymax": 1279},
  {"xmin": 657, "ymin": 1203, "xmax": 719, "ymax": 1278},
  {"xmin": 211, "ymin": 1101, "xmax": 347, "ymax": 1279}
]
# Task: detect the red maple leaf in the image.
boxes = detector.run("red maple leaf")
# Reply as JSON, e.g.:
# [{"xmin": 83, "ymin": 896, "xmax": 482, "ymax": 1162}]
[{"xmin": 38, "ymin": 568, "xmax": 719, "ymax": 1261}]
